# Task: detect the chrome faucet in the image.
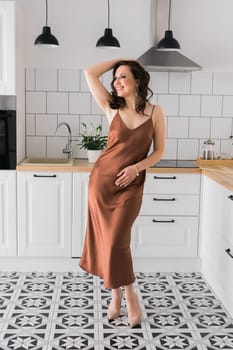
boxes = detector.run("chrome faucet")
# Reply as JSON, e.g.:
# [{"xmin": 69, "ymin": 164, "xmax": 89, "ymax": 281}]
[{"xmin": 55, "ymin": 122, "xmax": 73, "ymax": 159}]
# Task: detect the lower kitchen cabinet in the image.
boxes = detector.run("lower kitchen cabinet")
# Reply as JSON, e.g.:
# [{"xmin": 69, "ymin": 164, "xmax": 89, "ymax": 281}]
[
  {"xmin": 0, "ymin": 170, "xmax": 17, "ymax": 256},
  {"xmin": 131, "ymin": 172, "xmax": 201, "ymax": 259},
  {"xmin": 17, "ymin": 171, "xmax": 72, "ymax": 257},
  {"xmin": 200, "ymin": 175, "xmax": 233, "ymax": 317},
  {"xmin": 72, "ymin": 172, "xmax": 89, "ymax": 257},
  {"xmin": 132, "ymin": 216, "xmax": 199, "ymax": 258},
  {"xmin": 73, "ymin": 171, "xmax": 201, "ymax": 264}
]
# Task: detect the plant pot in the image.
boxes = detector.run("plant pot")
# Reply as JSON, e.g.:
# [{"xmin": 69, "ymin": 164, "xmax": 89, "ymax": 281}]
[{"xmin": 87, "ymin": 149, "xmax": 102, "ymax": 163}]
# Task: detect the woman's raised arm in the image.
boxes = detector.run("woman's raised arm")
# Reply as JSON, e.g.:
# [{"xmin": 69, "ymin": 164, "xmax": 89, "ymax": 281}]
[{"xmin": 84, "ymin": 59, "xmax": 121, "ymax": 118}]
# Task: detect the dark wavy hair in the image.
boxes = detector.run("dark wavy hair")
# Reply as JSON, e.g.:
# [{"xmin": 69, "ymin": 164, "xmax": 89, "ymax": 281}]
[{"xmin": 109, "ymin": 60, "xmax": 153, "ymax": 114}]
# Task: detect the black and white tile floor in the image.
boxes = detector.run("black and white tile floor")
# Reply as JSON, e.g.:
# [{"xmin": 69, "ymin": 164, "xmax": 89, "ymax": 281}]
[{"xmin": 0, "ymin": 272, "xmax": 233, "ymax": 349}]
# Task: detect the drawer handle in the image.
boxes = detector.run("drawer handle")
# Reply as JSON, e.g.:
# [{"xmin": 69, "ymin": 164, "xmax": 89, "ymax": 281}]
[
  {"xmin": 33, "ymin": 174, "xmax": 57, "ymax": 178},
  {"xmin": 152, "ymin": 219, "xmax": 175, "ymax": 223},
  {"xmin": 154, "ymin": 176, "xmax": 177, "ymax": 180},
  {"xmin": 228, "ymin": 195, "xmax": 233, "ymax": 201},
  {"xmin": 225, "ymin": 248, "xmax": 233, "ymax": 259},
  {"xmin": 153, "ymin": 197, "xmax": 176, "ymax": 201}
]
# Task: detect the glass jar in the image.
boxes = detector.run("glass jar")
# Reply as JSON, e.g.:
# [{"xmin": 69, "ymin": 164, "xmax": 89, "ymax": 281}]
[{"xmin": 202, "ymin": 139, "xmax": 215, "ymax": 160}]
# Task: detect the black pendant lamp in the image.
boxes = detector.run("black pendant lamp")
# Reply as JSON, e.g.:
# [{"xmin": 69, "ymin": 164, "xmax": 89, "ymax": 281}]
[
  {"xmin": 34, "ymin": 0, "xmax": 59, "ymax": 47},
  {"xmin": 157, "ymin": 0, "xmax": 180, "ymax": 50},
  {"xmin": 96, "ymin": 0, "xmax": 120, "ymax": 48}
]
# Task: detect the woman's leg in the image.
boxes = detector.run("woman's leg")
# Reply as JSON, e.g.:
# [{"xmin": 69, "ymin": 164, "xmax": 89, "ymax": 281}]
[
  {"xmin": 125, "ymin": 283, "xmax": 142, "ymax": 327},
  {"xmin": 107, "ymin": 287, "xmax": 123, "ymax": 320}
]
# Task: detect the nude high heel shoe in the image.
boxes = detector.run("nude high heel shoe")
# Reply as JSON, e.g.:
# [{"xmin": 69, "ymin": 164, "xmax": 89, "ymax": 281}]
[
  {"xmin": 127, "ymin": 293, "xmax": 142, "ymax": 328},
  {"xmin": 107, "ymin": 290, "xmax": 123, "ymax": 321}
]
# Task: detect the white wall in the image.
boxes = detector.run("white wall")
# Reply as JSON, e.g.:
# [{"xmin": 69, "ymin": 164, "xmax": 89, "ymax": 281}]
[
  {"xmin": 16, "ymin": 0, "xmax": 233, "ymax": 161},
  {"xmin": 171, "ymin": 0, "xmax": 233, "ymax": 71},
  {"xmin": 18, "ymin": 0, "xmax": 233, "ymax": 71},
  {"xmin": 18, "ymin": 0, "xmax": 151, "ymax": 68}
]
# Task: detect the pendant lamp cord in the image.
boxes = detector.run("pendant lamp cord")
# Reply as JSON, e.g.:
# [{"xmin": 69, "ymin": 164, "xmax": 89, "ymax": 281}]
[
  {"xmin": 107, "ymin": 0, "xmax": 110, "ymax": 28},
  {"xmin": 168, "ymin": 0, "xmax": 171, "ymax": 30},
  {"xmin": 45, "ymin": 0, "xmax": 48, "ymax": 26}
]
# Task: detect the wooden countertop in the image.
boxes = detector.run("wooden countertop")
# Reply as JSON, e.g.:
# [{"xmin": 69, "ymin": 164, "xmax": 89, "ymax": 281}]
[
  {"xmin": 197, "ymin": 159, "xmax": 233, "ymax": 192},
  {"xmin": 16, "ymin": 158, "xmax": 201, "ymax": 173},
  {"xmin": 17, "ymin": 158, "xmax": 233, "ymax": 191}
]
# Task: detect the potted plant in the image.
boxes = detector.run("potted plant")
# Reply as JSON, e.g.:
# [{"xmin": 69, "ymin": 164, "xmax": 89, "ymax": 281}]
[{"xmin": 80, "ymin": 122, "xmax": 108, "ymax": 162}]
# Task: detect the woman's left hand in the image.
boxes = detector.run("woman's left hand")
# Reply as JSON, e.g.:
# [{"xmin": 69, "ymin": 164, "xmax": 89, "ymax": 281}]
[{"xmin": 115, "ymin": 165, "xmax": 138, "ymax": 187}]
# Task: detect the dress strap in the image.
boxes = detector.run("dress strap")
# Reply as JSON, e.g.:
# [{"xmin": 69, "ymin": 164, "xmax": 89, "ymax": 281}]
[{"xmin": 150, "ymin": 105, "xmax": 155, "ymax": 117}]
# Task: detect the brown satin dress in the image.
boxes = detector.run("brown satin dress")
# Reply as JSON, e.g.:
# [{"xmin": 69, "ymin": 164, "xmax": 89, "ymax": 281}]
[{"xmin": 79, "ymin": 109, "xmax": 154, "ymax": 289}]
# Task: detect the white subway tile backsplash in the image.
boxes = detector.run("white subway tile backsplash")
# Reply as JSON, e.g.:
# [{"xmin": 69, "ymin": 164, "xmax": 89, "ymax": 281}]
[
  {"xmin": 80, "ymin": 70, "xmax": 90, "ymax": 92},
  {"xmin": 26, "ymin": 91, "xmax": 46, "ymax": 114},
  {"xmin": 26, "ymin": 68, "xmax": 35, "ymax": 91},
  {"xmin": 26, "ymin": 114, "xmax": 35, "ymax": 136},
  {"xmin": 101, "ymin": 115, "xmax": 110, "ymax": 136},
  {"xmin": 201, "ymin": 96, "xmax": 222, "ymax": 117},
  {"xmin": 80, "ymin": 115, "xmax": 102, "ymax": 134},
  {"xmin": 157, "ymin": 95, "xmax": 179, "ymax": 116},
  {"xmin": 150, "ymin": 72, "xmax": 169, "ymax": 94},
  {"xmin": 36, "ymin": 114, "xmax": 57, "ymax": 136},
  {"xmin": 169, "ymin": 72, "xmax": 191, "ymax": 94},
  {"xmin": 36, "ymin": 68, "xmax": 58, "ymax": 91},
  {"xmin": 189, "ymin": 117, "xmax": 211, "ymax": 139},
  {"xmin": 213, "ymin": 72, "xmax": 233, "ymax": 95},
  {"xmin": 69, "ymin": 92, "xmax": 91, "ymax": 114},
  {"xmin": 24, "ymin": 67, "xmax": 233, "ymax": 160},
  {"xmin": 191, "ymin": 72, "xmax": 213, "ymax": 95},
  {"xmin": 223, "ymin": 96, "xmax": 233, "ymax": 117},
  {"xmin": 220, "ymin": 139, "xmax": 233, "ymax": 159},
  {"xmin": 91, "ymin": 97, "xmax": 103, "ymax": 115},
  {"xmin": 46, "ymin": 136, "xmax": 69, "ymax": 158},
  {"xmin": 26, "ymin": 136, "xmax": 46, "ymax": 158},
  {"xmin": 102, "ymin": 71, "xmax": 112, "ymax": 91},
  {"xmin": 167, "ymin": 117, "xmax": 189, "ymax": 138},
  {"xmin": 58, "ymin": 69, "xmax": 80, "ymax": 92},
  {"xmin": 211, "ymin": 117, "xmax": 232, "ymax": 139},
  {"xmin": 163, "ymin": 139, "xmax": 178, "ymax": 159},
  {"xmin": 57, "ymin": 114, "xmax": 80, "ymax": 137},
  {"xmin": 47, "ymin": 92, "xmax": 69, "ymax": 114},
  {"xmin": 179, "ymin": 95, "xmax": 201, "ymax": 117},
  {"xmin": 178, "ymin": 139, "xmax": 199, "ymax": 160}
]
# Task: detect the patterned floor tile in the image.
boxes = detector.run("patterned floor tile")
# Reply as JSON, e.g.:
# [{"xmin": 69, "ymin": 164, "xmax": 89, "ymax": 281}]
[
  {"xmin": 189, "ymin": 311, "xmax": 233, "ymax": 331},
  {"xmin": 182, "ymin": 294, "xmax": 225, "ymax": 312},
  {"xmin": 47, "ymin": 332, "xmax": 97, "ymax": 350},
  {"xmin": 99, "ymin": 331, "xmax": 150, "ymax": 350},
  {"xmin": 199, "ymin": 331, "xmax": 233, "ymax": 349},
  {"xmin": 146, "ymin": 311, "xmax": 192, "ymax": 331},
  {"xmin": 149, "ymin": 331, "xmax": 203, "ymax": 350},
  {"xmin": 0, "ymin": 271, "xmax": 232, "ymax": 349},
  {"xmin": 0, "ymin": 331, "xmax": 48, "ymax": 350}
]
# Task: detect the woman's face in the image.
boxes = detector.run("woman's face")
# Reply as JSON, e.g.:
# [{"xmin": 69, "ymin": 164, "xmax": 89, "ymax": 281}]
[{"xmin": 113, "ymin": 65, "xmax": 138, "ymax": 98}]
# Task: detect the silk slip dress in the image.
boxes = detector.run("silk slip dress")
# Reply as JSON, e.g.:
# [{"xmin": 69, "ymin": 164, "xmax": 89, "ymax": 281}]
[{"xmin": 79, "ymin": 108, "xmax": 155, "ymax": 289}]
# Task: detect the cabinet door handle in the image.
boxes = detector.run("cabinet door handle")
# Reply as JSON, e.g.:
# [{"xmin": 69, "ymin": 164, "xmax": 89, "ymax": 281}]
[
  {"xmin": 225, "ymin": 248, "xmax": 233, "ymax": 259},
  {"xmin": 152, "ymin": 219, "xmax": 175, "ymax": 223},
  {"xmin": 33, "ymin": 174, "xmax": 57, "ymax": 178},
  {"xmin": 153, "ymin": 176, "xmax": 177, "ymax": 180},
  {"xmin": 228, "ymin": 195, "xmax": 233, "ymax": 201},
  {"xmin": 153, "ymin": 197, "xmax": 176, "ymax": 201}
]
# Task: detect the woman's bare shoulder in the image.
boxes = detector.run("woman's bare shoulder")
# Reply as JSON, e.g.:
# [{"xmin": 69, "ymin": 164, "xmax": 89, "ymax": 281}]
[{"xmin": 151, "ymin": 104, "xmax": 165, "ymax": 127}]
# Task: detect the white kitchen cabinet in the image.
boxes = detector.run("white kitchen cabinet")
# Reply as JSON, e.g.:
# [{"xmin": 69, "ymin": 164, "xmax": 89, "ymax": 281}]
[
  {"xmin": 132, "ymin": 173, "xmax": 201, "ymax": 258},
  {"xmin": 73, "ymin": 171, "xmax": 201, "ymax": 263},
  {"xmin": 200, "ymin": 175, "xmax": 233, "ymax": 317},
  {"xmin": 17, "ymin": 171, "xmax": 72, "ymax": 257},
  {"xmin": 0, "ymin": 170, "xmax": 17, "ymax": 256},
  {"xmin": 72, "ymin": 172, "xmax": 89, "ymax": 257},
  {"xmin": 0, "ymin": 1, "xmax": 15, "ymax": 95}
]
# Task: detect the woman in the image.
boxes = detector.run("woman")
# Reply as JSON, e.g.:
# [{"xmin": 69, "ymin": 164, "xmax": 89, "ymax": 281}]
[{"xmin": 79, "ymin": 58, "xmax": 165, "ymax": 327}]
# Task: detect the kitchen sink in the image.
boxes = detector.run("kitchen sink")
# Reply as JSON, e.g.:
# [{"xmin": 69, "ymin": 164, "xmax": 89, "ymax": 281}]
[{"xmin": 22, "ymin": 158, "xmax": 73, "ymax": 166}]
